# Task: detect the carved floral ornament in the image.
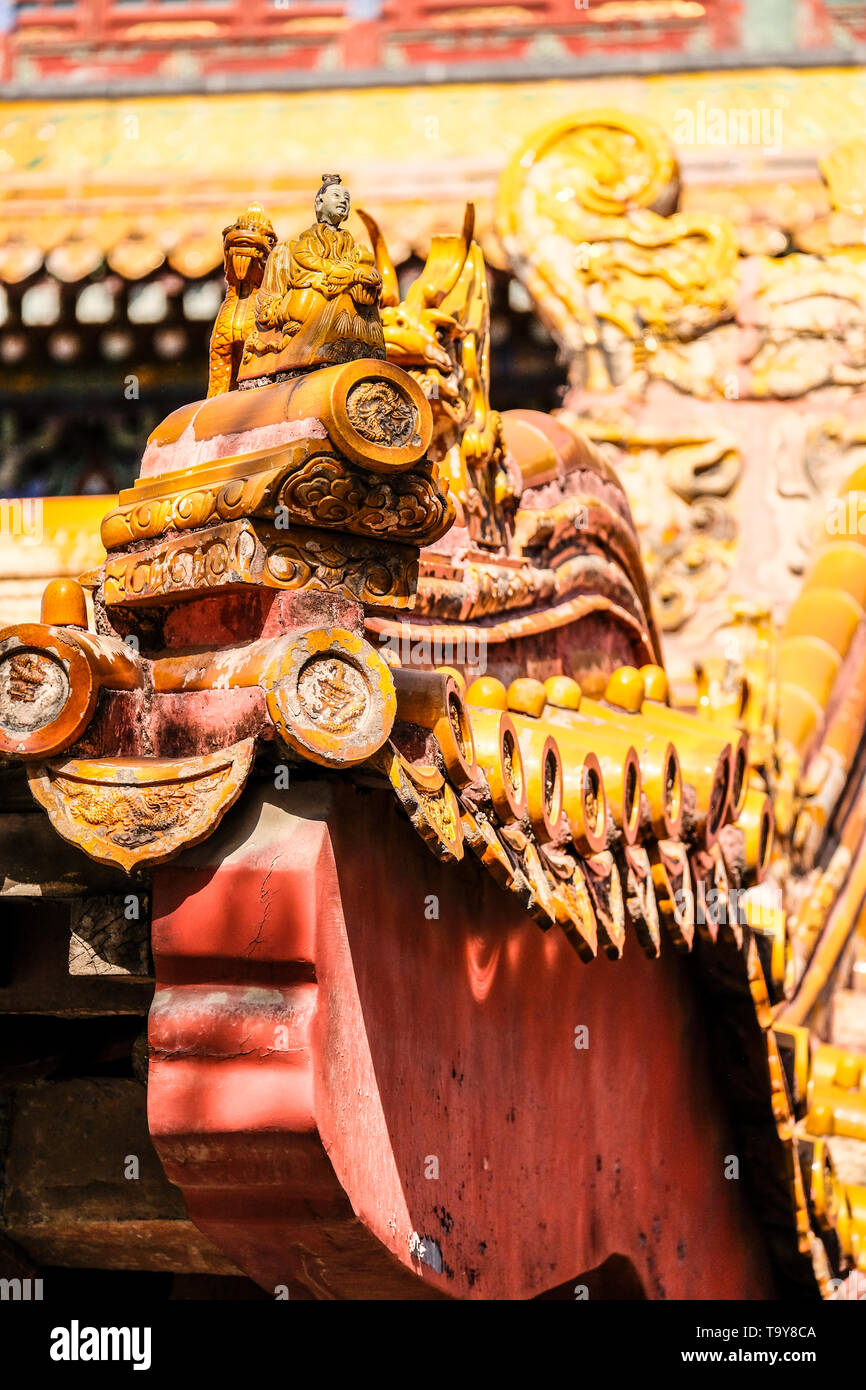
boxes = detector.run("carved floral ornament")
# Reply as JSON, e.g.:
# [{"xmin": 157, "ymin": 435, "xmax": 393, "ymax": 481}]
[
  {"xmin": 100, "ymin": 448, "xmax": 449, "ymax": 556},
  {"xmin": 101, "ymin": 518, "xmax": 419, "ymax": 611}
]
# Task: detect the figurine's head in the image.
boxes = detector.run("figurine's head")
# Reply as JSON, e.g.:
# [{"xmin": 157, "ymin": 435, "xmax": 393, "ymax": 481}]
[
  {"xmin": 316, "ymin": 174, "xmax": 350, "ymax": 227},
  {"xmin": 222, "ymin": 203, "xmax": 277, "ymax": 287}
]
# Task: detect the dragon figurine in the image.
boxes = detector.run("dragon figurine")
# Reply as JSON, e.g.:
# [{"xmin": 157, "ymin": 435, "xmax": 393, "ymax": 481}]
[{"xmin": 357, "ymin": 203, "xmax": 516, "ymax": 549}]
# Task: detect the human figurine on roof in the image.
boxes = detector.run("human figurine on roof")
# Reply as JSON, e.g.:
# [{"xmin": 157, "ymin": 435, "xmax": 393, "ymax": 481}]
[{"xmin": 238, "ymin": 174, "xmax": 385, "ymax": 385}]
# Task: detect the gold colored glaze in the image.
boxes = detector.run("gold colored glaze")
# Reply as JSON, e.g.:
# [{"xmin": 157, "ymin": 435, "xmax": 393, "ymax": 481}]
[
  {"xmin": 511, "ymin": 711, "xmax": 606, "ymax": 855},
  {"xmin": 583, "ymin": 849, "xmax": 626, "ymax": 959},
  {"xmin": 0, "ymin": 162, "xmax": 861, "ymax": 1294},
  {"xmin": 807, "ymin": 1044, "xmax": 866, "ymax": 1142},
  {"xmin": 509, "ymin": 717, "xmax": 566, "ymax": 845},
  {"xmin": 735, "ymin": 789, "xmax": 774, "ymax": 886},
  {"xmin": 367, "ymin": 203, "xmax": 514, "ymax": 547},
  {"xmin": 649, "ymin": 838, "xmax": 695, "ymax": 953},
  {"xmin": 820, "ymin": 137, "xmax": 866, "ymax": 218},
  {"xmin": 466, "ymin": 706, "xmax": 527, "ymax": 824},
  {"xmin": 545, "ymin": 701, "xmax": 680, "ymax": 840},
  {"xmin": 26, "ymin": 740, "xmax": 255, "ymax": 872},
  {"xmin": 465, "ymin": 676, "xmax": 508, "ymax": 711},
  {"xmin": 497, "ymin": 109, "xmax": 738, "ymax": 390},
  {"xmin": 376, "ymin": 742, "xmax": 464, "ymax": 864},
  {"xmin": 0, "ymin": 623, "xmax": 143, "ymax": 760},
  {"xmin": 580, "ymin": 693, "xmax": 728, "ymax": 840},
  {"xmin": 265, "ymin": 626, "xmax": 397, "ymax": 768},
  {"xmin": 102, "ymin": 518, "xmax": 419, "ymax": 612},
  {"xmin": 506, "ymin": 678, "xmax": 547, "ymax": 720},
  {"xmin": 208, "ymin": 204, "xmax": 276, "ymax": 396},
  {"xmin": 548, "ymin": 857, "xmax": 598, "ymax": 963},
  {"xmin": 640, "ymin": 664, "xmax": 669, "ymax": 704},
  {"xmin": 543, "ymin": 675, "xmax": 581, "ymax": 710},
  {"xmin": 392, "ymin": 667, "xmax": 477, "ymax": 789},
  {"xmin": 238, "ymin": 179, "xmax": 385, "ymax": 382},
  {"xmin": 604, "ymin": 666, "xmax": 644, "ymax": 713},
  {"xmin": 538, "ymin": 709, "xmax": 638, "ymax": 846},
  {"xmin": 40, "ymin": 578, "xmax": 88, "ymax": 629},
  {"xmin": 152, "ymin": 628, "xmax": 396, "ymax": 770},
  {"xmin": 622, "ymin": 843, "xmax": 662, "ymax": 959}
]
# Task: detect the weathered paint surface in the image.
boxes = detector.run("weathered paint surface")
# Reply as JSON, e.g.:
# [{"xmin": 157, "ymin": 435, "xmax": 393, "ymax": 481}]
[
  {"xmin": 27, "ymin": 740, "xmax": 256, "ymax": 872},
  {"xmin": 148, "ymin": 779, "xmax": 775, "ymax": 1300}
]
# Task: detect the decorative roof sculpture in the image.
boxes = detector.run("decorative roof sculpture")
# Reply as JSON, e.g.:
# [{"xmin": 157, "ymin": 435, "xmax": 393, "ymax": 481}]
[
  {"xmin": 207, "ymin": 202, "xmax": 276, "ymax": 397},
  {"xmin": 238, "ymin": 175, "xmax": 386, "ymax": 385},
  {"xmin": 0, "ymin": 178, "xmax": 864, "ymax": 1300},
  {"xmin": 497, "ymin": 110, "xmax": 866, "ymax": 664}
]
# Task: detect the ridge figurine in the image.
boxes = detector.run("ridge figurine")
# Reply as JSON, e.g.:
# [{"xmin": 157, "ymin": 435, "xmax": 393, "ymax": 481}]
[
  {"xmin": 238, "ymin": 174, "xmax": 386, "ymax": 385},
  {"xmin": 207, "ymin": 202, "xmax": 276, "ymax": 396}
]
